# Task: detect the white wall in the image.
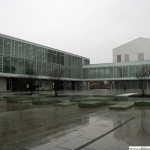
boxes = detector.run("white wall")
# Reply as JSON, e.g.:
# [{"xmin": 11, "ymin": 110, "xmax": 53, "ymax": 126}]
[{"xmin": 113, "ymin": 37, "xmax": 150, "ymax": 62}]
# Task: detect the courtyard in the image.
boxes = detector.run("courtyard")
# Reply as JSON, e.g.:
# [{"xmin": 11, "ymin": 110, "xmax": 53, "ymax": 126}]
[{"xmin": 0, "ymin": 89, "xmax": 150, "ymax": 150}]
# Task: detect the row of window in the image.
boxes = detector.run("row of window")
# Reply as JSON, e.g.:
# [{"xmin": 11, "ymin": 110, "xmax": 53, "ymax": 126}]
[
  {"xmin": 0, "ymin": 37, "xmax": 86, "ymax": 67},
  {"xmin": 2, "ymin": 57, "xmax": 82, "ymax": 78},
  {"xmin": 83, "ymin": 64, "xmax": 149, "ymax": 79},
  {"xmin": 117, "ymin": 53, "xmax": 144, "ymax": 62}
]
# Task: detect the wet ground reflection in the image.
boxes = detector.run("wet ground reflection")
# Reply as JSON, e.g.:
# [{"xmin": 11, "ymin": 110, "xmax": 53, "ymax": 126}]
[
  {"xmin": 113, "ymin": 107, "xmax": 150, "ymax": 147},
  {"xmin": 1, "ymin": 103, "xmax": 150, "ymax": 150},
  {"xmin": 0, "ymin": 103, "xmax": 91, "ymax": 150}
]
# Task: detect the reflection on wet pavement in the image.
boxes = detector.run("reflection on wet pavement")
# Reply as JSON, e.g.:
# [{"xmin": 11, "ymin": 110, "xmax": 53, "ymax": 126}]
[{"xmin": 0, "ymin": 105, "xmax": 150, "ymax": 150}]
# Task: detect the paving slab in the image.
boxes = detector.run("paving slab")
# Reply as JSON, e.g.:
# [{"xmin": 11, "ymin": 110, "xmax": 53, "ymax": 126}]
[
  {"xmin": 84, "ymin": 133, "xmax": 118, "ymax": 150},
  {"xmin": 54, "ymin": 130, "xmax": 87, "ymax": 140},
  {"xmin": 30, "ymin": 138, "xmax": 68, "ymax": 150},
  {"xmin": 58, "ymin": 137, "xmax": 91, "ymax": 149},
  {"xmin": 11, "ymin": 106, "xmax": 150, "ymax": 150}
]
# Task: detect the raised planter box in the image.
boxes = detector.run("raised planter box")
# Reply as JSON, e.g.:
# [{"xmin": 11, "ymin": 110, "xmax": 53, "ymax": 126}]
[
  {"xmin": 7, "ymin": 97, "xmax": 32, "ymax": 103},
  {"xmin": 109, "ymin": 103, "xmax": 134, "ymax": 110},
  {"xmin": 134, "ymin": 101, "xmax": 150, "ymax": 106},
  {"xmin": 114, "ymin": 96, "xmax": 128, "ymax": 101}
]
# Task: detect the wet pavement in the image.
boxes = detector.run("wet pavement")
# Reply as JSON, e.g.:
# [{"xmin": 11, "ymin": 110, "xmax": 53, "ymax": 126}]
[
  {"xmin": 0, "ymin": 106, "xmax": 148, "ymax": 150},
  {"xmin": 1, "ymin": 89, "xmax": 150, "ymax": 150},
  {"xmin": 34, "ymin": 108, "xmax": 150, "ymax": 150}
]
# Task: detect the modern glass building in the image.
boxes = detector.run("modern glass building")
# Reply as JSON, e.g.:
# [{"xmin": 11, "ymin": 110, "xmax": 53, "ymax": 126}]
[
  {"xmin": 83, "ymin": 37, "xmax": 150, "ymax": 90},
  {"xmin": 0, "ymin": 34, "xmax": 90, "ymax": 91},
  {"xmin": 0, "ymin": 34, "xmax": 150, "ymax": 91},
  {"xmin": 83, "ymin": 60, "xmax": 150, "ymax": 89}
]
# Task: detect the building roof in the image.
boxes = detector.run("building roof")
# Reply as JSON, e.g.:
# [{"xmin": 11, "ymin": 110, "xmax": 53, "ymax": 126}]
[{"xmin": 113, "ymin": 37, "xmax": 150, "ymax": 51}]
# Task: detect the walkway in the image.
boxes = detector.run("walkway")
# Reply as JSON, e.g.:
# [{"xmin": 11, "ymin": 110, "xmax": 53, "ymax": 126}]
[{"xmin": 8, "ymin": 106, "xmax": 150, "ymax": 150}]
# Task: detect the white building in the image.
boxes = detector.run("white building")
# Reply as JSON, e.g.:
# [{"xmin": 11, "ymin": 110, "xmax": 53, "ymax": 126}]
[{"xmin": 113, "ymin": 37, "xmax": 150, "ymax": 63}]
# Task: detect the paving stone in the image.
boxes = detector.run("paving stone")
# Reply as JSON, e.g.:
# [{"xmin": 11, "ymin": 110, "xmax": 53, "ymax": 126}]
[
  {"xmin": 48, "ymin": 147, "xmax": 68, "ymax": 150},
  {"xmin": 30, "ymin": 138, "xmax": 68, "ymax": 150},
  {"xmin": 54, "ymin": 130, "xmax": 87, "ymax": 140},
  {"xmin": 58, "ymin": 137, "xmax": 91, "ymax": 149},
  {"xmin": 106, "ymin": 140, "xmax": 129, "ymax": 150},
  {"xmin": 85, "ymin": 133, "xmax": 118, "ymax": 150}
]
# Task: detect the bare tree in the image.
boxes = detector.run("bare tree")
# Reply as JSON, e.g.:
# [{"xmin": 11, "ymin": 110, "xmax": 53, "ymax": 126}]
[
  {"xmin": 26, "ymin": 68, "xmax": 37, "ymax": 95},
  {"xmin": 48, "ymin": 65, "xmax": 65, "ymax": 96},
  {"xmin": 15, "ymin": 68, "xmax": 37, "ymax": 94},
  {"xmin": 135, "ymin": 65, "xmax": 150, "ymax": 96}
]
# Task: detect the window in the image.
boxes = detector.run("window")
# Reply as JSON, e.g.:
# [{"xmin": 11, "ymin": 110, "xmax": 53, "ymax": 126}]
[
  {"xmin": 4, "ymin": 38, "xmax": 11, "ymax": 56},
  {"xmin": 124, "ymin": 54, "xmax": 129, "ymax": 62},
  {"xmin": 47, "ymin": 51, "xmax": 52, "ymax": 62},
  {"xmin": 52, "ymin": 51, "xmax": 57, "ymax": 64},
  {"xmin": 60, "ymin": 53, "xmax": 64, "ymax": 65},
  {"xmin": 0, "ymin": 37, "xmax": 3, "ymax": 54},
  {"xmin": 84, "ymin": 59, "xmax": 90, "ymax": 65},
  {"xmin": 117, "ymin": 55, "xmax": 121, "ymax": 62},
  {"xmin": 138, "ymin": 53, "xmax": 144, "ymax": 61}
]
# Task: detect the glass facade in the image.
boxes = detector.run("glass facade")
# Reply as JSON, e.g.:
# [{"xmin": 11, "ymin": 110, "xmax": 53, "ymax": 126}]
[
  {"xmin": 0, "ymin": 34, "xmax": 89, "ymax": 79},
  {"xmin": 1, "ymin": 34, "xmax": 150, "ymax": 91},
  {"xmin": 83, "ymin": 62, "xmax": 150, "ymax": 79}
]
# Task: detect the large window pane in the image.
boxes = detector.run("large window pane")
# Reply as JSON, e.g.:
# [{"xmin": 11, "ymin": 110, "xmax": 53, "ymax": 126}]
[
  {"xmin": 123, "ymin": 66, "xmax": 128, "ymax": 77},
  {"xmin": 52, "ymin": 51, "xmax": 57, "ymax": 64},
  {"xmin": 18, "ymin": 42, "xmax": 24, "ymax": 58},
  {"xmin": 4, "ymin": 38, "xmax": 11, "ymax": 56},
  {"xmin": 117, "ymin": 67, "xmax": 122, "ymax": 77},
  {"xmin": 3, "ymin": 57, "xmax": 10, "ymax": 73},
  {"xmin": 17, "ymin": 59, "xmax": 24, "ymax": 74},
  {"xmin": 11, "ymin": 58, "xmax": 17, "ymax": 73},
  {"xmin": 41, "ymin": 62, "xmax": 46, "ymax": 76},
  {"xmin": 57, "ymin": 52, "xmax": 60, "ymax": 64},
  {"xmin": 60, "ymin": 53, "xmax": 64, "ymax": 65},
  {"xmin": 0, "ymin": 37, "xmax": 3, "ymax": 54}
]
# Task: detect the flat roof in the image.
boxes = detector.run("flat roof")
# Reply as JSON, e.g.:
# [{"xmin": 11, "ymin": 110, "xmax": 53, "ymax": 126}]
[{"xmin": 83, "ymin": 60, "xmax": 150, "ymax": 68}]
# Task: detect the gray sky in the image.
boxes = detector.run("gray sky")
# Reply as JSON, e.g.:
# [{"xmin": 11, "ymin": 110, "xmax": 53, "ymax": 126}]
[{"xmin": 0, "ymin": 0, "xmax": 150, "ymax": 64}]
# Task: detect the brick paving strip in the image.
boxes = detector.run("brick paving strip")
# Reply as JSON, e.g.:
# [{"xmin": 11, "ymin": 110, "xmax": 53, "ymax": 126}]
[{"xmin": 74, "ymin": 116, "xmax": 135, "ymax": 150}]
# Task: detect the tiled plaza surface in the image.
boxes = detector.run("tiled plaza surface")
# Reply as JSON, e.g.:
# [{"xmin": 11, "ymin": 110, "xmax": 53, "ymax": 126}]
[
  {"xmin": 1, "ymin": 89, "xmax": 150, "ymax": 150},
  {"xmin": 3, "ymin": 106, "xmax": 148, "ymax": 150}
]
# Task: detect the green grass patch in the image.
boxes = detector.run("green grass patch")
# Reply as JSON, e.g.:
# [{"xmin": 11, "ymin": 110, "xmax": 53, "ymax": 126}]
[
  {"xmin": 6, "ymin": 97, "xmax": 32, "ymax": 103},
  {"xmin": 79, "ymin": 101, "xmax": 105, "ymax": 108},
  {"xmin": 134, "ymin": 101, "xmax": 150, "ymax": 106},
  {"xmin": 32, "ymin": 99, "xmax": 59, "ymax": 105},
  {"xmin": 17, "ymin": 100, "xmax": 32, "ymax": 104},
  {"xmin": 70, "ymin": 98, "xmax": 89, "ymax": 103},
  {"xmin": 114, "ymin": 96, "xmax": 128, "ymax": 101},
  {"xmin": 54, "ymin": 102, "xmax": 78, "ymax": 106},
  {"xmin": 69, "ymin": 95, "xmax": 88, "ymax": 100},
  {"xmin": 70, "ymin": 96, "xmax": 114, "ymax": 104}
]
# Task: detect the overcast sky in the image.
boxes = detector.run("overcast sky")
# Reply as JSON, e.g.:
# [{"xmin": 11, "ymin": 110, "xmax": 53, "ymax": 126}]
[{"xmin": 0, "ymin": 0, "xmax": 150, "ymax": 64}]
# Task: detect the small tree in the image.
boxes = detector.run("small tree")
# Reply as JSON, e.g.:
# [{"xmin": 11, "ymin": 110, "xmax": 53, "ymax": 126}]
[
  {"xmin": 48, "ymin": 65, "xmax": 65, "ymax": 96},
  {"xmin": 135, "ymin": 65, "xmax": 150, "ymax": 96}
]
